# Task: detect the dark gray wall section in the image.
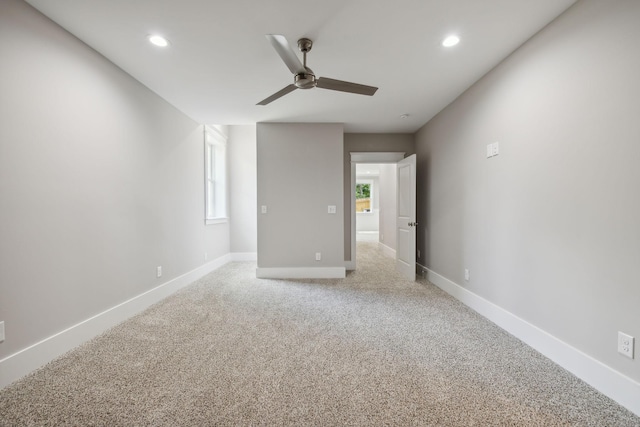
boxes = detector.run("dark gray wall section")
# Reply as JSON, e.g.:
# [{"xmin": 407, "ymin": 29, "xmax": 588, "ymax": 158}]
[{"xmin": 257, "ymin": 123, "xmax": 344, "ymax": 269}]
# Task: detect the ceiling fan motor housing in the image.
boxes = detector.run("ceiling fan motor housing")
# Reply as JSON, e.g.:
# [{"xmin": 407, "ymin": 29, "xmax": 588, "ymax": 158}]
[{"xmin": 295, "ymin": 69, "xmax": 316, "ymax": 89}]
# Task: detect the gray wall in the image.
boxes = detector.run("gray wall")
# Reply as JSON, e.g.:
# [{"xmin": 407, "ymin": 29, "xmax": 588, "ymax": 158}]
[
  {"xmin": 0, "ymin": 0, "xmax": 229, "ymax": 359},
  {"xmin": 415, "ymin": 0, "xmax": 640, "ymax": 382},
  {"xmin": 257, "ymin": 123, "xmax": 344, "ymax": 269},
  {"xmin": 343, "ymin": 134, "xmax": 414, "ymax": 261},
  {"xmin": 229, "ymin": 125, "xmax": 257, "ymax": 254},
  {"xmin": 378, "ymin": 164, "xmax": 397, "ymax": 250}
]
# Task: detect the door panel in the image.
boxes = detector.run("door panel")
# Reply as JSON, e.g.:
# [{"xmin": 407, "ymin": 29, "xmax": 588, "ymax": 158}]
[{"xmin": 396, "ymin": 154, "xmax": 416, "ymax": 280}]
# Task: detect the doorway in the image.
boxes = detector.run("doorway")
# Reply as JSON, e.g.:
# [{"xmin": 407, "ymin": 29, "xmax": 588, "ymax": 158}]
[
  {"xmin": 349, "ymin": 152, "xmax": 415, "ymax": 280},
  {"xmin": 355, "ymin": 164, "xmax": 381, "ymax": 243}
]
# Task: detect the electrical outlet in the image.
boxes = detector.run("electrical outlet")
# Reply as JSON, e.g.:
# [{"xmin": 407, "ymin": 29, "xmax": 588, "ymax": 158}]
[
  {"xmin": 157, "ymin": 266, "xmax": 162, "ymax": 278},
  {"xmin": 261, "ymin": 205, "xmax": 267, "ymax": 214},
  {"xmin": 487, "ymin": 142, "xmax": 500, "ymax": 158},
  {"xmin": 417, "ymin": 249, "xmax": 421, "ymax": 258},
  {"xmin": 464, "ymin": 268, "xmax": 470, "ymax": 281},
  {"xmin": 0, "ymin": 321, "xmax": 5, "ymax": 343},
  {"xmin": 618, "ymin": 332, "xmax": 634, "ymax": 359},
  {"xmin": 315, "ymin": 252, "xmax": 321, "ymax": 261},
  {"xmin": 492, "ymin": 141, "xmax": 500, "ymax": 156},
  {"xmin": 327, "ymin": 205, "xmax": 336, "ymax": 214}
]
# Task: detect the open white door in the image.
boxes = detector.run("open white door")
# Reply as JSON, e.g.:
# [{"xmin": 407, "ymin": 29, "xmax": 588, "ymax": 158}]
[{"xmin": 396, "ymin": 154, "xmax": 416, "ymax": 280}]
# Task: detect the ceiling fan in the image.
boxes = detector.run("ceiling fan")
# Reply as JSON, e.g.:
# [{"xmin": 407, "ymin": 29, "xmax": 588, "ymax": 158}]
[{"xmin": 257, "ymin": 35, "xmax": 378, "ymax": 106}]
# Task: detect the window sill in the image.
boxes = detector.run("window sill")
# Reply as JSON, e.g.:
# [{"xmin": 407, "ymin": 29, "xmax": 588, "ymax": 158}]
[{"xmin": 206, "ymin": 217, "xmax": 228, "ymax": 225}]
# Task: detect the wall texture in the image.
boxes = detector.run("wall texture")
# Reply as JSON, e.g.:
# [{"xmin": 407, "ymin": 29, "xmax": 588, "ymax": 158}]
[
  {"xmin": 229, "ymin": 125, "xmax": 257, "ymax": 254},
  {"xmin": 257, "ymin": 123, "xmax": 344, "ymax": 272},
  {"xmin": 0, "ymin": 0, "xmax": 229, "ymax": 360},
  {"xmin": 378, "ymin": 164, "xmax": 397, "ymax": 251},
  {"xmin": 415, "ymin": 0, "xmax": 639, "ymax": 383}
]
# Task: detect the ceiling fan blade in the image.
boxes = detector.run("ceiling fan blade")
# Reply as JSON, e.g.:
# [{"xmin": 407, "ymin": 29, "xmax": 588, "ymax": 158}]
[
  {"xmin": 265, "ymin": 34, "xmax": 305, "ymax": 75},
  {"xmin": 317, "ymin": 77, "xmax": 378, "ymax": 96},
  {"xmin": 256, "ymin": 84, "xmax": 297, "ymax": 106}
]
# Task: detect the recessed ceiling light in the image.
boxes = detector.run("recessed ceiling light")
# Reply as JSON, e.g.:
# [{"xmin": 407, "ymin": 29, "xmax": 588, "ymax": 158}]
[
  {"xmin": 400, "ymin": 113, "xmax": 410, "ymax": 119},
  {"xmin": 442, "ymin": 35, "xmax": 460, "ymax": 47},
  {"xmin": 148, "ymin": 35, "xmax": 170, "ymax": 47}
]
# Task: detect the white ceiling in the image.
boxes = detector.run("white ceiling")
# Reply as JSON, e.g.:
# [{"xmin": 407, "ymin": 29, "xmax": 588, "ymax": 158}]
[
  {"xmin": 356, "ymin": 164, "xmax": 381, "ymax": 177},
  {"xmin": 26, "ymin": 0, "xmax": 576, "ymax": 133}
]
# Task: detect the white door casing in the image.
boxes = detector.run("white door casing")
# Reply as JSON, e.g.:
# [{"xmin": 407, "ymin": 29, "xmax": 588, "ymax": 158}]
[
  {"xmin": 348, "ymin": 152, "xmax": 405, "ymax": 270},
  {"xmin": 396, "ymin": 154, "xmax": 416, "ymax": 280}
]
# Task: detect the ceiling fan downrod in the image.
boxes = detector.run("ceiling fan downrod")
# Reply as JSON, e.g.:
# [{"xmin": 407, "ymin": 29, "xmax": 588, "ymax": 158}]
[{"xmin": 295, "ymin": 38, "xmax": 315, "ymax": 89}]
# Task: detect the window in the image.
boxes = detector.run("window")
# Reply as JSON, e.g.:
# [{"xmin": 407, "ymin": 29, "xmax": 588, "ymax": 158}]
[
  {"xmin": 205, "ymin": 126, "xmax": 227, "ymax": 224},
  {"xmin": 355, "ymin": 180, "xmax": 373, "ymax": 213}
]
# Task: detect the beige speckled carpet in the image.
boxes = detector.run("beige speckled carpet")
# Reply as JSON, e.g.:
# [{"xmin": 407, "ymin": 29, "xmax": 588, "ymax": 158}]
[{"xmin": 1, "ymin": 242, "xmax": 639, "ymax": 426}]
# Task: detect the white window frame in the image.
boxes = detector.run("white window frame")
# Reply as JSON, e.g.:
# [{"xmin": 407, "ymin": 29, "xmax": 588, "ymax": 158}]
[
  {"xmin": 355, "ymin": 179, "xmax": 374, "ymax": 215},
  {"xmin": 204, "ymin": 125, "xmax": 228, "ymax": 225}
]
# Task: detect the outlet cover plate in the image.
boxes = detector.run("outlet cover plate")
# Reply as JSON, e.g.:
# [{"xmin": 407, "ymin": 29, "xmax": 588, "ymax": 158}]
[
  {"xmin": 0, "ymin": 321, "xmax": 5, "ymax": 343},
  {"xmin": 618, "ymin": 331, "xmax": 634, "ymax": 359}
]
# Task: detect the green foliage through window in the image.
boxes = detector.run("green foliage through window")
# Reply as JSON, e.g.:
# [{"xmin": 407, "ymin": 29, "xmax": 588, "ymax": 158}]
[{"xmin": 355, "ymin": 183, "xmax": 371, "ymax": 199}]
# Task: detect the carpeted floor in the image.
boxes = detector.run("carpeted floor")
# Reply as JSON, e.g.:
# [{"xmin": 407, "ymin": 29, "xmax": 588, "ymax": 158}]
[{"xmin": 1, "ymin": 242, "xmax": 639, "ymax": 426}]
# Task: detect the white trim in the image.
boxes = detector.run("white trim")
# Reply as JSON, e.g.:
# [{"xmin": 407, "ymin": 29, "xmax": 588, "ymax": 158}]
[
  {"xmin": 350, "ymin": 162, "xmax": 356, "ymax": 269},
  {"xmin": 231, "ymin": 252, "xmax": 257, "ymax": 261},
  {"xmin": 0, "ymin": 254, "xmax": 233, "ymax": 390},
  {"xmin": 256, "ymin": 267, "xmax": 346, "ymax": 279},
  {"xmin": 344, "ymin": 260, "xmax": 356, "ymax": 271},
  {"xmin": 205, "ymin": 124, "xmax": 228, "ymax": 142},
  {"xmin": 205, "ymin": 217, "xmax": 228, "ymax": 225},
  {"xmin": 204, "ymin": 125, "xmax": 228, "ymax": 223},
  {"xmin": 379, "ymin": 242, "xmax": 396, "ymax": 258},
  {"xmin": 420, "ymin": 264, "xmax": 640, "ymax": 417},
  {"xmin": 355, "ymin": 178, "xmax": 374, "ymax": 214}
]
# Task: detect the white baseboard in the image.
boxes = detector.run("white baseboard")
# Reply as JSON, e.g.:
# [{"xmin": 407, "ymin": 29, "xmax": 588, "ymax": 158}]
[
  {"xmin": 378, "ymin": 242, "xmax": 396, "ymax": 259},
  {"xmin": 231, "ymin": 252, "xmax": 257, "ymax": 261},
  {"xmin": 0, "ymin": 254, "xmax": 233, "ymax": 390},
  {"xmin": 419, "ymin": 264, "xmax": 640, "ymax": 417},
  {"xmin": 256, "ymin": 267, "xmax": 346, "ymax": 279}
]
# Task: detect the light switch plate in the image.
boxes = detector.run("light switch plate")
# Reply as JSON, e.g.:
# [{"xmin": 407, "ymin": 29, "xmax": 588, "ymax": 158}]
[
  {"xmin": 0, "ymin": 321, "xmax": 5, "ymax": 343},
  {"xmin": 261, "ymin": 205, "xmax": 267, "ymax": 214},
  {"xmin": 328, "ymin": 205, "xmax": 337, "ymax": 214}
]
